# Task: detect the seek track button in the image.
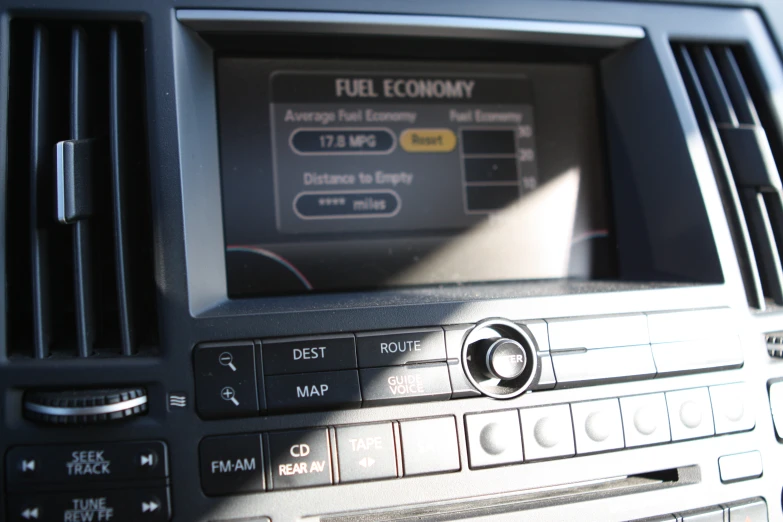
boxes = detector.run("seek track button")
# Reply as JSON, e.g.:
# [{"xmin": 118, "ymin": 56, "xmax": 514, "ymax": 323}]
[
  {"xmin": 336, "ymin": 423, "xmax": 397, "ymax": 483},
  {"xmin": 6, "ymin": 441, "xmax": 168, "ymax": 489}
]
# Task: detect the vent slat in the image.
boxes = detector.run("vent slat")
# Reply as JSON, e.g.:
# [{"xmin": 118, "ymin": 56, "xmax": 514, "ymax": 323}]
[
  {"xmin": 714, "ymin": 47, "xmax": 758, "ymax": 126},
  {"xmin": 675, "ymin": 40, "xmax": 783, "ymax": 310},
  {"xmin": 30, "ymin": 25, "xmax": 53, "ymax": 359},
  {"xmin": 741, "ymin": 189, "xmax": 783, "ymax": 304},
  {"xmin": 763, "ymin": 191, "xmax": 783, "ymax": 274},
  {"xmin": 6, "ymin": 20, "xmax": 157, "ymax": 359},
  {"xmin": 691, "ymin": 45, "xmax": 739, "ymax": 127},
  {"xmin": 675, "ymin": 44, "xmax": 766, "ymax": 309},
  {"xmin": 70, "ymin": 27, "xmax": 96, "ymax": 358},
  {"xmin": 718, "ymin": 126, "xmax": 781, "ymax": 189},
  {"xmin": 109, "ymin": 27, "xmax": 136, "ymax": 356}
]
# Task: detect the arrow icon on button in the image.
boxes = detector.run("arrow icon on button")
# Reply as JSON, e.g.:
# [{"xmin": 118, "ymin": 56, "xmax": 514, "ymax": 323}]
[
  {"xmin": 21, "ymin": 460, "xmax": 36, "ymax": 472},
  {"xmin": 358, "ymin": 457, "xmax": 375, "ymax": 468},
  {"xmin": 142, "ymin": 501, "xmax": 160, "ymax": 513},
  {"xmin": 21, "ymin": 507, "xmax": 39, "ymax": 520},
  {"xmin": 140, "ymin": 454, "xmax": 155, "ymax": 467}
]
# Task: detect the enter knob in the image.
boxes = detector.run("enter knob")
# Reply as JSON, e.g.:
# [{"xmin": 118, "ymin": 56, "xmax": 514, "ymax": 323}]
[{"xmin": 482, "ymin": 338, "xmax": 527, "ymax": 380}]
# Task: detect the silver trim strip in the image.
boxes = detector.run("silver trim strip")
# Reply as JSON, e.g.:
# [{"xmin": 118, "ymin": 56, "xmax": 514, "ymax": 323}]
[
  {"xmin": 25, "ymin": 395, "xmax": 148, "ymax": 416},
  {"xmin": 176, "ymin": 11, "xmax": 645, "ymax": 48},
  {"xmin": 56, "ymin": 141, "xmax": 66, "ymax": 224}
]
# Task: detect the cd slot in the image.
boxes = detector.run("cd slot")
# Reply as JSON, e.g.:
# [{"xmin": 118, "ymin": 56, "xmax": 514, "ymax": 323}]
[{"xmin": 316, "ymin": 466, "xmax": 698, "ymax": 522}]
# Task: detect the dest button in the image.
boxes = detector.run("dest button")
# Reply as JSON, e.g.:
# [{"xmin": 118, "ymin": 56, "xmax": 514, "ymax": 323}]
[
  {"xmin": 199, "ymin": 434, "xmax": 265, "ymax": 496},
  {"xmin": 336, "ymin": 423, "xmax": 397, "ymax": 483},
  {"xmin": 262, "ymin": 335, "xmax": 357, "ymax": 375},
  {"xmin": 267, "ymin": 429, "xmax": 332, "ymax": 490}
]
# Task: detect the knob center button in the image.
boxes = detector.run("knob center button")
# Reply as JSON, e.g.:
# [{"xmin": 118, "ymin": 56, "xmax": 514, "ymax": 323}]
[{"xmin": 485, "ymin": 339, "xmax": 527, "ymax": 380}]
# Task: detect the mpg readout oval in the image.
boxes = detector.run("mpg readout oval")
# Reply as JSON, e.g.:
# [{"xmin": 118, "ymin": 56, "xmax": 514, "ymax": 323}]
[{"xmin": 290, "ymin": 128, "xmax": 396, "ymax": 155}]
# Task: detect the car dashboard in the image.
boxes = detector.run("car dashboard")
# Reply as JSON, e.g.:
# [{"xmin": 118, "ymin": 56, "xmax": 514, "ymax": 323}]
[{"xmin": 2, "ymin": 0, "xmax": 783, "ymax": 521}]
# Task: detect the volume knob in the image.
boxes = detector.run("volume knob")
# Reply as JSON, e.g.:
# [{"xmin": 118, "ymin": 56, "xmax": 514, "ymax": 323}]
[{"xmin": 24, "ymin": 388, "xmax": 148, "ymax": 425}]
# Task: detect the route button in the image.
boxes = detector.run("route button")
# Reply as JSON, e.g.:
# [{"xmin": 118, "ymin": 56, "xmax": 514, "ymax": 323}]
[
  {"xmin": 267, "ymin": 429, "xmax": 332, "ymax": 490},
  {"xmin": 336, "ymin": 423, "xmax": 397, "ymax": 483},
  {"xmin": 357, "ymin": 328, "xmax": 447, "ymax": 367}
]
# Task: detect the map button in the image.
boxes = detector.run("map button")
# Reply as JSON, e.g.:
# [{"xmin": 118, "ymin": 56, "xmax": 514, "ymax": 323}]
[{"xmin": 265, "ymin": 370, "xmax": 361, "ymax": 413}]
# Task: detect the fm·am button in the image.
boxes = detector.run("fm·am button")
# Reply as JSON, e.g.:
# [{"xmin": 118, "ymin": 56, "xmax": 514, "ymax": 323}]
[{"xmin": 199, "ymin": 434, "xmax": 264, "ymax": 496}]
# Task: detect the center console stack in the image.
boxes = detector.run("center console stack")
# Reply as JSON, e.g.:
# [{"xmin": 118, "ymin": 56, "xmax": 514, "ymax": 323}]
[{"xmin": 3, "ymin": 3, "xmax": 783, "ymax": 522}]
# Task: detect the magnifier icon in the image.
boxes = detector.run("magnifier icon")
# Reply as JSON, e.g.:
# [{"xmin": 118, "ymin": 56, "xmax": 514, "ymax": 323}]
[{"xmin": 219, "ymin": 352, "xmax": 237, "ymax": 372}]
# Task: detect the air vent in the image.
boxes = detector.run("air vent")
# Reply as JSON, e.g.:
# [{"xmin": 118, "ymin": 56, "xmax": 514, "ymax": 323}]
[
  {"xmin": 5, "ymin": 20, "xmax": 158, "ymax": 358},
  {"xmin": 673, "ymin": 43, "xmax": 783, "ymax": 311}
]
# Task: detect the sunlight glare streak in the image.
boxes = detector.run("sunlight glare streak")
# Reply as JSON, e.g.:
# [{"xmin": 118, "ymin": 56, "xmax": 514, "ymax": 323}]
[{"xmin": 390, "ymin": 168, "xmax": 582, "ymax": 285}]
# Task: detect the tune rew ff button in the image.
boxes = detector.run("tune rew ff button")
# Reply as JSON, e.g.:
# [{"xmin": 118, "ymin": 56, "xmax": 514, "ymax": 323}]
[{"xmin": 462, "ymin": 319, "xmax": 539, "ymax": 399}]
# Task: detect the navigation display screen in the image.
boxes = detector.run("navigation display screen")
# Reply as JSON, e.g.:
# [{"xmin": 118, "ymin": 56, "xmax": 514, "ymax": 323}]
[{"xmin": 217, "ymin": 59, "xmax": 614, "ymax": 297}]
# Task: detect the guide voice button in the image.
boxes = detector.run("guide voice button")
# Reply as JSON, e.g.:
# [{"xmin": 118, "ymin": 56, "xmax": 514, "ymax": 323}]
[{"xmin": 360, "ymin": 364, "xmax": 452, "ymax": 406}]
